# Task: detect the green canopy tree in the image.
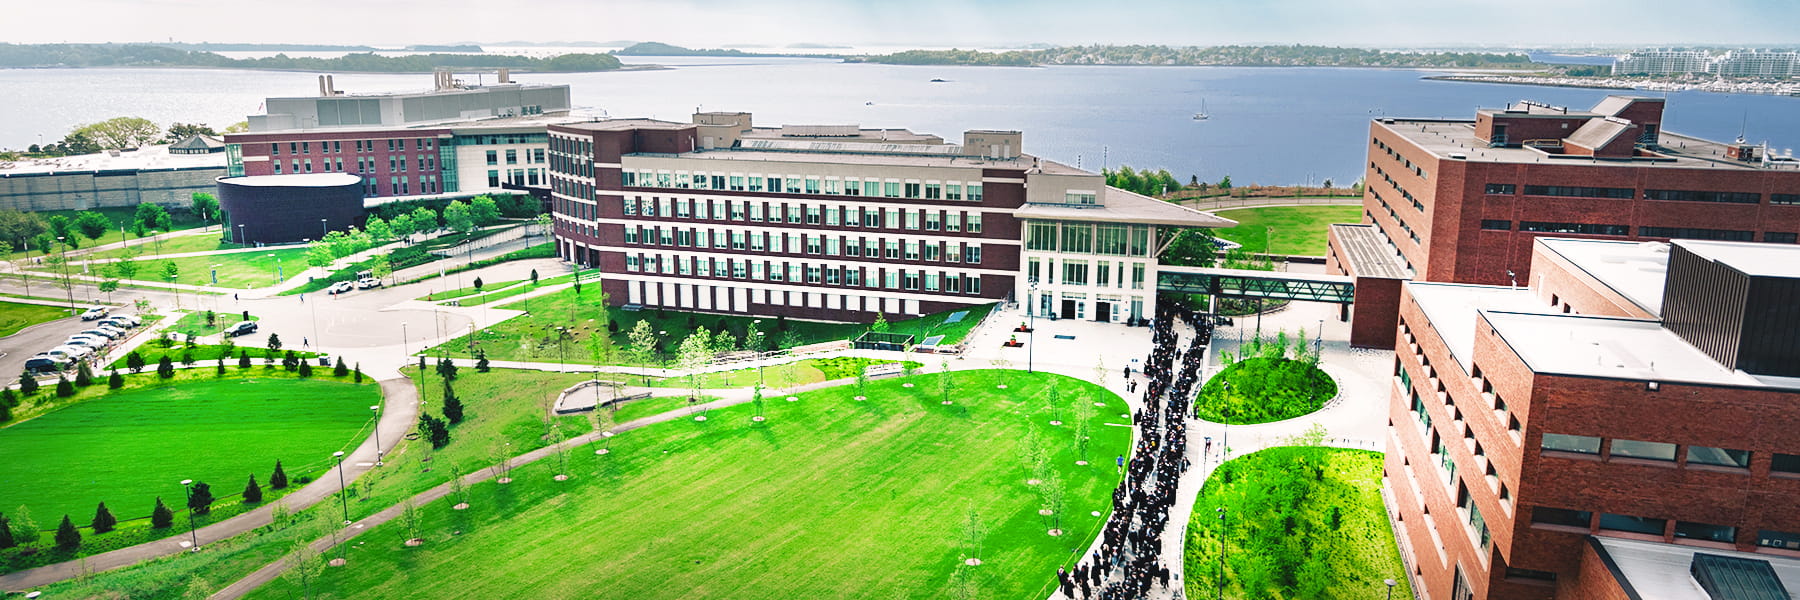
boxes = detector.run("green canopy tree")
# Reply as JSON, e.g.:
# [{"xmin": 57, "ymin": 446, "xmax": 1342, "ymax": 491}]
[
  {"xmin": 150, "ymin": 497, "xmax": 173, "ymax": 528},
  {"xmin": 91, "ymin": 502, "xmax": 117, "ymax": 534},
  {"xmin": 54, "ymin": 515, "xmax": 81, "ymax": 550},
  {"xmin": 73, "ymin": 211, "xmax": 112, "ymax": 241},
  {"xmin": 190, "ymin": 192, "xmax": 220, "ymax": 223},
  {"xmin": 442, "ymin": 200, "xmax": 475, "ymax": 233},
  {"xmin": 74, "ymin": 116, "xmax": 160, "ymax": 150}
]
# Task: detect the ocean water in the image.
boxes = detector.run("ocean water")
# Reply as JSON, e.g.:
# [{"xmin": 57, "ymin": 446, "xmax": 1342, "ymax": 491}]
[{"xmin": 2, "ymin": 57, "xmax": 1795, "ymax": 184}]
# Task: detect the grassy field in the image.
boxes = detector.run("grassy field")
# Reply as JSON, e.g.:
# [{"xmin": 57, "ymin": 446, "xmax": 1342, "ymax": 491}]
[
  {"xmin": 636, "ymin": 356, "xmax": 923, "ymax": 390},
  {"xmin": 0, "ymin": 208, "xmax": 213, "ymax": 263},
  {"xmin": 0, "ymin": 300, "xmax": 72, "ymax": 337},
  {"xmin": 82, "ymin": 232, "xmax": 239, "ymax": 261},
  {"xmin": 165, "ymin": 309, "xmax": 259, "ymax": 338},
  {"xmin": 1211, "ymin": 205, "xmax": 1363, "ymax": 256},
  {"xmin": 422, "ymin": 279, "xmax": 525, "ymax": 301},
  {"xmin": 246, "ymin": 370, "xmax": 1130, "ymax": 600},
  {"xmin": 1194, "ymin": 357, "xmax": 1336, "ymax": 425},
  {"xmin": 0, "ymin": 376, "xmax": 378, "ymax": 528},
  {"xmin": 1183, "ymin": 446, "xmax": 1411, "ymax": 600},
  {"xmin": 436, "ymin": 287, "xmax": 995, "ymax": 364},
  {"xmin": 110, "ymin": 343, "xmax": 320, "ymax": 371}
]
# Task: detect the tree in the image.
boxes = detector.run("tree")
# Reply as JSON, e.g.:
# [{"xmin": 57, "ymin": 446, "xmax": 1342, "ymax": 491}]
[
  {"xmin": 0, "ymin": 513, "xmax": 13, "ymax": 549},
  {"xmin": 442, "ymin": 200, "xmax": 475, "ymax": 233},
  {"xmin": 270, "ymin": 460, "xmax": 289, "ymax": 490},
  {"xmin": 627, "ymin": 320, "xmax": 657, "ymax": 376},
  {"xmin": 243, "ymin": 474, "xmax": 263, "ymax": 504},
  {"xmin": 280, "ymin": 540, "xmax": 327, "ymax": 600},
  {"xmin": 475, "ymin": 349, "xmax": 491, "ymax": 372},
  {"xmin": 871, "ymin": 313, "xmax": 890, "ymax": 333},
  {"xmin": 223, "ymin": 121, "xmax": 249, "ymax": 134},
  {"xmin": 304, "ymin": 241, "xmax": 334, "ymax": 268},
  {"xmin": 75, "ymin": 361, "xmax": 94, "ymax": 387},
  {"xmin": 368, "ymin": 253, "xmax": 392, "ymax": 285},
  {"xmin": 533, "ymin": 213, "xmax": 553, "ymax": 238},
  {"xmin": 441, "ymin": 378, "xmax": 465, "ymax": 424},
  {"xmin": 74, "ymin": 116, "xmax": 160, "ymax": 150},
  {"xmin": 410, "ymin": 206, "xmax": 440, "ymax": 232},
  {"xmin": 1160, "ymin": 228, "xmax": 1219, "ymax": 268},
  {"xmin": 189, "ymin": 192, "xmax": 220, "ymax": 223},
  {"xmin": 125, "ymin": 350, "xmax": 146, "ymax": 374},
  {"xmin": 181, "ymin": 349, "xmax": 196, "ymax": 367},
  {"xmin": 239, "ymin": 350, "xmax": 251, "ymax": 369},
  {"xmin": 187, "ymin": 481, "xmax": 214, "ymax": 515},
  {"xmin": 8, "ymin": 507, "xmax": 36, "ymax": 545},
  {"xmin": 91, "ymin": 502, "xmax": 117, "ymax": 534},
  {"xmin": 54, "ymin": 515, "xmax": 81, "ymax": 551},
  {"xmin": 108, "ymin": 369, "xmax": 124, "ymax": 389},
  {"xmin": 18, "ymin": 371, "xmax": 39, "ymax": 395},
  {"xmin": 436, "ymin": 357, "xmax": 458, "ymax": 381},
  {"xmin": 150, "ymin": 497, "xmax": 173, "ymax": 528},
  {"xmin": 73, "ymin": 211, "xmax": 112, "ymax": 241},
  {"xmin": 161, "ymin": 259, "xmax": 180, "ymax": 284},
  {"xmin": 389, "ymin": 213, "xmax": 417, "ymax": 241},
  {"xmin": 157, "ymin": 356, "xmax": 175, "ymax": 378},
  {"xmin": 418, "ymin": 414, "xmax": 451, "ymax": 449},
  {"xmin": 166, "ymin": 122, "xmax": 217, "ymax": 142},
  {"xmin": 676, "ymin": 327, "xmax": 713, "ymax": 402},
  {"xmin": 473, "ymin": 276, "xmax": 484, "ymax": 292},
  {"xmin": 363, "ymin": 216, "xmax": 392, "ymax": 241},
  {"xmin": 267, "ymin": 333, "xmax": 282, "ymax": 353},
  {"xmin": 1218, "ymin": 175, "xmax": 1234, "ymax": 189},
  {"xmin": 297, "ymin": 360, "xmax": 312, "ymax": 378},
  {"xmin": 529, "ymin": 269, "xmax": 539, "ymax": 285},
  {"xmin": 55, "ymin": 374, "xmax": 75, "ymax": 397},
  {"xmin": 98, "ymin": 278, "xmax": 120, "ymax": 303},
  {"xmin": 469, "ymin": 195, "xmax": 501, "ymax": 226},
  {"xmin": 134, "ymin": 203, "xmax": 173, "ymax": 232},
  {"xmin": 333, "ymin": 356, "xmax": 349, "ymax": 377}
]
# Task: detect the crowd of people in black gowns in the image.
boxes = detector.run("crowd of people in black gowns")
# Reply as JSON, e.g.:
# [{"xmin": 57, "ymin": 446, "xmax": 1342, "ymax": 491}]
[{"xmin": 1056, "ymin": 305, "xmax": 1214, "ymax": 599}]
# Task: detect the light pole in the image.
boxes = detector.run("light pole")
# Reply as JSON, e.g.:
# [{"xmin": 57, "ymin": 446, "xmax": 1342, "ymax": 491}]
[
  {"xmin": 401, "ymin": 322, "xmax": 409, "ymax": 356},
  {"xmin": 320, "ymin": 218, "xmax": 328, "ymax": 238},
  {"xmin": 370, "ymin": 405, "xmax": 384, "ymax": 466},
  {"xmin": 1027, "ymin": 281, "xmax": 1039, "ymax": 373},
  {"xmin": 54, "ymin": 237, "xmax": 74, "ymax": 310},
  {"xmin": 332, "ymin": 450, "xmax": 349, "ymax": 524},
  {"xmin": 151, "ymin": 230, "xmax": 163, "ymax": 256},
  {"xmin": 180, "ymin": 479, "xmax": 199, "ymax": 552},
  {"xmin": 211, "ymin": 263, "xmax": 222, "ymax": 286},
  {"xmin": 1316, "ymin": 318, "xmax": 1324, "ymax": 357},
  {"xmin": 1216, "ymin": 507, "xmax": 1228, "ymax": 600},
  {"xmin": 267, "ymin": 253, "xmax": 281, "ymax": 283},
  {"xmin": 237, "ymin": 223, "xmax": 245, "ymax": 246},
  {"xmin": 1385, "ymin": 578, "xmax": 1398, "ymax": 600}
]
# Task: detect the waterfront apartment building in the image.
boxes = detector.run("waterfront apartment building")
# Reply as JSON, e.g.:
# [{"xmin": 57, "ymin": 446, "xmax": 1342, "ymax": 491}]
[
  {"xmin": 1613, "ymin": 49, "xmax": 1710, "ymax": 75},
  {"xmin": 1708, "ymin": 49, "xmax": 1799, "ymax": 79},
  {"xmin": 1326, "ymin": 95, "xmax": 1800, "ymax": 346},
  {"xmin": 545, "ymin": 112, "xmax": 1229, "ymax": 324},
  {"xmin": 225, "ymin": 72, "xmax": 576, "ymax": 201},
  {"xmin": 1387, "ymin": 236, "xmax": 1800, "ymax": 600}
]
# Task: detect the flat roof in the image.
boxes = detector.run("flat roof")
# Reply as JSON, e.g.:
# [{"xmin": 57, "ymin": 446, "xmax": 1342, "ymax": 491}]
[
  {"xmin": 1595, "ymin": 536, "xmax": 1800, "ymax": 600},
  {"xmin": 236, "ymin": 112, "xmax": 593, "ymax": 138},
  {"xmin": 1536, "ymin": 238, "xmax": 1670, "ymax": 315},
  {"xmin": 1376, "ymin": 120, "xmax": 1800, "ymax": 172},
  {"xmin": 630, "ymin": 147, "xmax": 1040, "ymax": 170},
  {"xmin": 219, "ymin": 173, "xmax": 363, "ymax": 187},
  {"xmin": 1678, "ymin": 239, "xmax": 1800, "ymax": 279},
  {"xmin": 1017, "ymin": 187, "xmax": 1238, "ymax": 228},
  {"xmin": 556, "ymin": 118, "xmax": 693, "ymax": 133},
  {"xmin": 742, "ymin": 126, "xmax": 941, "ymax": 144},
  {"xmin": 263, "ymin": 82, "xmax": 566, "ymax": 102},
  {"xmin": 0, "ymin": 144, "xmax": 226, "ymax": 176},
  {"xmin": 1328, "ymin": 223, "xmax": 1412, "ymax": 279},
  {"xmin": 1483, "ymin": 310, "xmax": 1766, "ymax": 387},
  {"xmin": 1405, "ymin": 282, "xmax": 1549, "ymax": 373}
]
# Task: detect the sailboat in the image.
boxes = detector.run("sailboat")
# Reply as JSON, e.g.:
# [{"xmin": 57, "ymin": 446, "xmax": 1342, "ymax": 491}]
[{"xmin": 1193, "ymin": 99, "xmax": 1210, "ymax": 121}]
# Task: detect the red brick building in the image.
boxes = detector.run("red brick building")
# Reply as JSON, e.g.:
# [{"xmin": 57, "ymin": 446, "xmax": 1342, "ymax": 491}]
[
  {"xmin": 1329, "ymin": 95, "xmax": 1800, "ymax": 348},
  {"xmin": 1387, "ymin": 236, "xmax": 1800, "ymax": 600}
]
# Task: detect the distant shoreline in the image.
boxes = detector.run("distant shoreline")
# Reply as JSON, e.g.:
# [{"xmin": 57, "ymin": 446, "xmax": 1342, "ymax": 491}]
[
  {"xmin": 1423, "ymin": 74, "xmax": 1800, "ymax": 97},
  {"xmin": 0, "ymin": 64, "xmax": 666, "ymax": 75}
]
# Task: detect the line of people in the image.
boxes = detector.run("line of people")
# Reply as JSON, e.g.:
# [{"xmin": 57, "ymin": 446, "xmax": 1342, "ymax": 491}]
[{"xmin": 1057, "ymin": 305, "xmax": 1211, "ymax": 599}]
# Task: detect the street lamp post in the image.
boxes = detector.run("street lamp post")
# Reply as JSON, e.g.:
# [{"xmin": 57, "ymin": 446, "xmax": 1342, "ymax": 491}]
[
  {"xmin": 267, "ymin": 253, "xmax": 281, "ymax": 283},
  {"xmin": 370, "ymin": 405, "xmax": 384, "ymax": 466},
  {"xmin": 54, "ymin": 237, "xmax": 74, "ymax": 310},
  {"xmin": 320, "ymin": 218, "xmax": 328, "ymax": 238},
  {"xmin": 1027, "ymin": 282, "xmax": 1039, "ymax": 373},
  {"xmin": 401, "ymin": 322, "xmax": 409, "ymax": 356},
  {"xmin": 237, "ymin": 224, "xmax": 245, "ymax": 246},
  {"xmin": 180, "ymin": 479, "xmax": 199, "ymax": 552},
  {"xmin": 332, "ymin": 451, "xmax": 349, "ymax": 524},
  {"xmin": 1216, "ymin": 507, "xmax": 1228, "ymax": 600},
  {"xmin": 1385, "ymin": 578, "xmax": 1398, "ymax": 600}
]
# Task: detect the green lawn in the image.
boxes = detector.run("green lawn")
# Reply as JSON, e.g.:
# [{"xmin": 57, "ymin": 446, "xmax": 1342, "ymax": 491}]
[
  {"xmin": 1195, "ymin": 357, "xmax": 1336, "ymax": 425},
  {"xmin": 640, "ymin": 357, "xmax": 922, "ymax": 390},
  {"xmin": 1184, "ymin": 447, "xmax": 1411, "ymax": 600},
  {"xmin": 165, "ymin": 309, "xmax": 259, "ymax": 338},
  {"xmin": 1, "ymin": 207, "xmax": 214, "ymax": 263},
  {"xmin": 82, "ymin": 232, "xmax": 239, "ymax": 261},
  {"xmin": 438, "ymin": 287, "xmax": 993, "ymax": 365},
  {"xmin": 42, "ymin": 247, "xmax": 311, "ymax": 289},
  {"xmin": 421, "ymin": 279, "xmax": 525, "ymax": 301},
  {"xmin": 0, "ymin": 300, "xmax": 72, "ymax": 338},
  {"xmin": 0, "ymin": 376, "xmax": 378, "ymax": 538},
  {"xmin": 110, "ymin": 343, "xmax": 320, "ymax": 371},
  {"xmin": 246, "ymin": 370, "xmax": 1131, "ymax": 600},
  {"xmin": 1211, "ymin": 205, "xmax": 1364, "ymax": 256}
]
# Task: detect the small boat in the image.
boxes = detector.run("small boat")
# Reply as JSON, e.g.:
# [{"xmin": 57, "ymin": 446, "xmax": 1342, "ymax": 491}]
[
  {"xmin": 865, "ymin": 101, "xmax": 874, "ymax": 105},
  {"xmin": 1192, "ymin": 99, "xmax": 1210, "ymax": 121},
  {"xmin": 930, "ymin": 78, "xmax": 948, "ymax": 83}
]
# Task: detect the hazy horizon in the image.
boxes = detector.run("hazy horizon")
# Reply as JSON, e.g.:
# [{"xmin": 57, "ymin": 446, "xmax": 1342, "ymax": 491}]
[{"xmin": 11, "ymin": 0, "xmax": 1798, "ymax": 50}]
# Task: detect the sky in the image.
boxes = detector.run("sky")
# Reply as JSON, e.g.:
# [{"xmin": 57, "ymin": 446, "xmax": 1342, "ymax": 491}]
[{"xmin": 9, "ymin": 0, "xmax": 1799, "ymax": 49}]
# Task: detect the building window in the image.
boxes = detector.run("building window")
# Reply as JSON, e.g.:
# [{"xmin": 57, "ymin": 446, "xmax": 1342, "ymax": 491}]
[
  {"xmin": 1766, "ymin": 232, "xmax": 1798, "ymax": 244},
  {"xmin": 905, "ymin": 211, "xmax": 921, "ymax": 230},
  {"xmin": 1644, "ymin": 189, "xmax": 1761, "ymax": 204},
  {"xmin": 1609, "ymin": 439, "xmax": 1677, "ymax": 462},
  {"xmin": 1531, "ymin": 507, "xmax": 1593, "ymax": 529},
  {"xmin": 1674, "ymin": 521, "xmax": 1737, "ymax": 543},
  {"xmin": 1771, "ymin": 453, "xmax": 1800, "ymax": 474},
  {"xmin": 964, "ymin": 245, "xmax": 981, "ymax": 264},
  {"xmin": 1541, "ymin": 433, "xmax": 1601, "ymax": 454},
  {"xmin": 1523, "ymin": 185, "xmax": 1634, "ymax": 199},
  {"xmin": 1772, "ymin": 194, "xmax": 1800, "ymax": 205},
  {"xmin": 1484, "ymin": 183, "xmax": 1516, "ymax": 195},
  {"xmin": 1065, "ymin": 192, "xmax": 1098, "ymax": 205},
  {"xmin": 968, "ymin": 185, "xmax": 983, "ymax": 201},
  {"xmin": 486, "ymin": 150, "xmax": 497, "ymax": 165},
  {"xmin": 967, "ymin": 276, "xmax": 981, "ymax": 294},
  {"xmin": 1758, "ymin": 530, "xmax": 1800, "ymax": 550},
  {"xmin": 1062, "ymin": 260, "xmax": 1089, "ymax": 285},
  {"xmin": 1598, "ymin": 513, "xmax": 1667, "ymax": 536},
  {"xmin": 1480, "ymin": 220, "xmax": 1511, "ymax": 231},
  {"xmin": 925, "ymin": 211, "xmax": 941, "ymax": 231},
  {"xmin": 967, "ymin": 213, "xmax": 983, "ymax": 233},
  {"xmin": 1637, "ymin": 227, "xmax": 1755, "ymax": 242},
  {"xmin": 1504, "ymin": 568, "xmax": 1558, "ymax": 582},
  {"xmin": 1686, "ymin": 446, "xmax": 1750, "ymax": 468},
  {"xmin": 1518, "ymin": 222, "xmax": 1629, "ymax": 236},
  {"xmin": 505, "ymin": 149, "xmax": 518, "ymax": 164}
]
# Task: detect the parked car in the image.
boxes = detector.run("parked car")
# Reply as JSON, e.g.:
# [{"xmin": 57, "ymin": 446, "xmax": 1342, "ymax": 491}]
[
  {"xmin": 94, "ymin": 324, "xmax": 127, "ymax": 336},
  {"xmin": 80, "ymin": 307, "xmax": 109, "ymax": 321},
  {"xmin": 63, "ymin": 336, "xmax": 107, "ymax": 348},
  {"xmin": 98, "ymin": 316, "xmax": 136, "ymax": 329},
  {"xmin": 79, "ymin": 328, "xmax": 122, "ymax": 340},
  {"xmin": 45, "ymin": 346, "xmax": 92, "ymax": 361},
  {"xmin": 108, "ymin": 314, "xmax": 142, "ymax": 327},
  {"xmin": 224, "ymin": 321, "xmax": 259, "ymax": 337},
  {"xmin": 25, "ymin": 355, "xmax": 68, "ymax": 373},
  {"xmin": 328, "ymin": 281, "xmax": 355, "ymax": 295},
  {"xmin": 356, "ymin": 277, "xmax": 383, "ymax": 289}
]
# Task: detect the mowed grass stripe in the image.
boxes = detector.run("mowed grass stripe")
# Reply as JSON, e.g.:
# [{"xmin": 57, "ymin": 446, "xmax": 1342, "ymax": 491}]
[
  {"xmin": 248, "ymin": 371, "xmax": 1126, "ymax": 600},
  {"xmin": 0, "ymin": 378, "xmax": 378, "ymax": 523}
]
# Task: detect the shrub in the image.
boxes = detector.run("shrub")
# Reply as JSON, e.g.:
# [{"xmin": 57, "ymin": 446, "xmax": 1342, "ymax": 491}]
[
  {"xmin": 333, "ymin": 356, "xmax": 348, "ymax": 377},
  {"xmin": 156, "ymin": 356, "xmax": 175, "ymax": 379},
  {"xmin": 54, "ymin": 375, "xmax": 75, "ymax": 397},
  {"xmin": 1194, "ymin": 357, "xmax": 1335, "ymax": 424},
  {"xmin": 54, "ymin": 515, "xmax": 80, "ymax": 551},
  {"xmin": 108, "ymin": 370, "xmax": 123, "ymax": 389},
  {"xmin": 125, "ymin": 351, "xmax": 146, "ymax": 373},
  {"xmin": 269, "ymin": 461, "xmax": 289, "ymax": 490},
  {"xmin": 243, "ymin": 475, "xmax": 263, "ymax": 504},
  {"xmin": 149, "ymin": 498, "xmax": 173, "ymax": 529},
  {"xmin": 74, "ymin": 362, "xmax": 93, "ymax": 387},
  {"xmin": 90, "ymin": 502, "xmax": 116, "ymax": 534},
  {"xmin": 17, "ymin": 372, "xmax": 37, "ymax": 395}
]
